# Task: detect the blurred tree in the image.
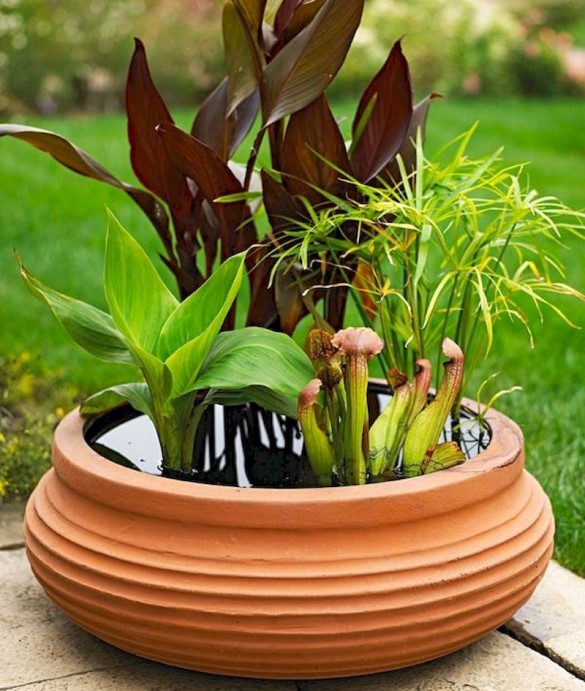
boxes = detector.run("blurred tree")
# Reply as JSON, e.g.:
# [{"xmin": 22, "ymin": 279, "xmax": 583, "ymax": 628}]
[{"xmin": 0, "ymin": 0, "xmax": 221, "ymax": 115}]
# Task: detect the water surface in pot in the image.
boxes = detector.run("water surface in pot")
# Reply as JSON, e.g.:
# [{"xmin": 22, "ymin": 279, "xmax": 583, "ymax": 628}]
[{"xmin": 85, "ymin": 383, "xmax": 490, "ymax": 488}]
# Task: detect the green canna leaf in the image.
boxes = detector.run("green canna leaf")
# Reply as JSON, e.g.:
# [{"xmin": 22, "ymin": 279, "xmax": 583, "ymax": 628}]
[
  {"xmin": 81, "ymin": 382, "xmax": 153, "ymax": 419},
  {"xmin": 104, "ymin": 212, "xmax": 178, "ymax": 353},
  {"xmin": 159, "ymin": 253, "xmax": 246, "ymax": 359},
  {"xmin": 261, "ymin": 0, "xmax": 364, "ymax": 126},
  {"xmin": 17, "ymin": 254, "xmax": 134, "ymax": 366},
  {"xmin": 196, "ymin": 327, "xmax": 314, "ymax": 399},
  {"xmin": 162, "ymin": 254, "xmax": 247, "ymax": 397},
  {"xmin": 205, "ymin": 385, "xmax": 298, "ymax": 419}
]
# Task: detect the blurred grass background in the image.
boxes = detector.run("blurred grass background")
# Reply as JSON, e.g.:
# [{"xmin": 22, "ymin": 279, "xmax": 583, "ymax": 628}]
[{"xmin": 0, "ymin": 0, "xmax": 584, "ymax": 573}]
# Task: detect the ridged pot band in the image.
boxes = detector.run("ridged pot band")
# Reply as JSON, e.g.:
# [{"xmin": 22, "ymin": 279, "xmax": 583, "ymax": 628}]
[{"xmin": 24, "ymin": 403, "xmax": 554, "ymax": 679}]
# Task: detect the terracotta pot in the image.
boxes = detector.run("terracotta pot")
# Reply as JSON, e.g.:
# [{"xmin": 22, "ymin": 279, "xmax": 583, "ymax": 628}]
[{"xmin": 24, "ymin": 402, "xmax": 553, "ymax": 679}]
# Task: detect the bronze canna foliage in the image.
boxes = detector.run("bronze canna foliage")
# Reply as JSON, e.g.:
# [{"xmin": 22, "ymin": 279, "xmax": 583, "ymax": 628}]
[{"xmin": 0, "ymin": 0, "xmax": 434, "ymax": 335}]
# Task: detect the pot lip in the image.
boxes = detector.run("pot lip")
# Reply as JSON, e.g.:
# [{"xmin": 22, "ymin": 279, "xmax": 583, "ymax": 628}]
[{"xmin": 52, "ymin": 394, "xmax": 523, "ymax": 507}]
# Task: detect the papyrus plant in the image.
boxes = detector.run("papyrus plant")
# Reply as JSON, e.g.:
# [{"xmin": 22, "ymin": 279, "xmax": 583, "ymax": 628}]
[
  {"xmin": 298, "ymin": 327, "xmax": 465, "ymax": 486},
  {"xmin": 276, "ymin": 127, "xmax": 585, "ymax": 416},
  {"xmin": 18, "ymin": 214, "xmax": 314, "ymax": 474}
]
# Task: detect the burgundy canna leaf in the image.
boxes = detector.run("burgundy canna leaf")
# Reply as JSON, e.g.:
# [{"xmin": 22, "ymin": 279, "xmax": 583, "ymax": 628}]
[
  {"xmin": 350, "ymin": 40, "xmax": 413, "ymax": 182},
  {"xmin": 261, "ymin": 169, "xmax": 307, "ymax": 234},
  {"xmin": 273, "ymin": 0, "xmax": 327, "ymax": 44},
  {"xmin": 274, "ymin": 268, "xmax": 307, "ymax": 335},
  {"xmin": 233, "ymin": 0, "xmax": 268, "ymax": 41},
  {"xmin": 281, "ymin": 94, "xmax": 352, "ymax": 204},
  {"xmin": 223, "ymin": 1, "xmax": 265, "ymax": 114},
  {"xmin": 126, "ymin": 39, "xmax": 195, "ymax": 238},
  {"xmin": 246, "ymin": 245, "xmax": 281, "ymax": 329},
  {"xmin": 261, "ymin": 0, "xmax": 364, "ymax": 127},
  {"xmin": 273, "ymin": 0, "xmax": 303, "ymax": 39},
  {"xmin": 191, "ymin": 78, "xmax": 260, "ymax": 161},
  {"xmin": 156, "ymin": 123, "xmax": 255, "ymax": 259},
  {"xmin": 383, "ymin": 93, "xmax": 441, "ymax": 183}
]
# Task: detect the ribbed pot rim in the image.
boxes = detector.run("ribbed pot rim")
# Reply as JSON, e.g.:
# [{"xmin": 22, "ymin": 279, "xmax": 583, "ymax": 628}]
[{"xmin": 51, "ymin": 397, "xmax": 524, "ymax": 529}]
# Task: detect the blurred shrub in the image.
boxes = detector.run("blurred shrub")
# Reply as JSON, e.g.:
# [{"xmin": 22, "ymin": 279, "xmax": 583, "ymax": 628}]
[
  {"xmin": 334, "ymin": 0, "xmax": 583, "ymax": 99},
  {"xmin": 0, "ymin": 0, "xmax": 221, "ymax": 116},
  {"xmin": 0, "ymin": 352, "xmax": 82, "ymax": 501}
]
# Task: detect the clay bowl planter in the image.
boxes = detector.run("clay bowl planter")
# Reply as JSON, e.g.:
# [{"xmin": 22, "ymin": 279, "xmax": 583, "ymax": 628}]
[{"xmin": 24, "ymin": 398, "xmax": 553, "ymax": 680}]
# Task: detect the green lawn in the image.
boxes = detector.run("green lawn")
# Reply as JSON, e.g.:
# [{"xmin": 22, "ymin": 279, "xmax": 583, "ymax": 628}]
[{"xmin": 1, "ymin": 99, "xmax": 584, "ymax": 574}]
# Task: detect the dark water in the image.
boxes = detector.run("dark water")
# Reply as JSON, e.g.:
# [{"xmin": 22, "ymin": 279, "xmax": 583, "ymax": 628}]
[{"xmin": 85, "ymin": 385, "xmax": 490, "ymax": 488}]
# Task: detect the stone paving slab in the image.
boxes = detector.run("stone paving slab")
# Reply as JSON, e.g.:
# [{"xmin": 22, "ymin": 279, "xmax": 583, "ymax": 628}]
[
  {"xmin": 308, "ymin": 633, "xmax": 584, "ymax": 690},
  {"xmin": 2, "ymin": 546, "xmax": 584, "ymax": 691},
  {"xmin": 0, "ymin": 501, "xmax": 25, "ymax": 549},
  {"xmin": 503, "ymin": 560, "xmax": 585, "ymax": 679}
]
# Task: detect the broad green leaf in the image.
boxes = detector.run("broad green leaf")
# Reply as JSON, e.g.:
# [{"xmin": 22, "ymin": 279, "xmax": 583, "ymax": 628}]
[
  {"xmin": 260, "ymin": 0, "xmax": 364, "ymax": 126},
  {"xmin": 132, "ymin": 344, "xmax": 172, "ymax": 404},
  {"xmin": 81, "ymin": 383, "xmax": 153, "ymax": 419},
  {"xmin": 0, "ymin": 123, "xmax": 170, "ymax": 241},
  {"xmin": 104, "ymin": 213, "xmax": 178, "ymax": 353},
  {"xmin": 18, "ymin": 255, "xmax": 134, "ymax": 365},
  {"xmin": 162, "ymin": 255, "xmax": 247, "ymax": 397},
  {"xmin": 196, "ymin": 327, "xmax": 314, "ymax": 398},
  {"xmin": 159, "ymin": 253, "xmax": 246, "ymax": 357},
  {"xmin": 205, "ymin": 386, "xmax": 298, "ymax": 419}
]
